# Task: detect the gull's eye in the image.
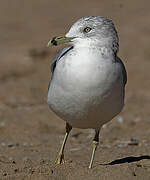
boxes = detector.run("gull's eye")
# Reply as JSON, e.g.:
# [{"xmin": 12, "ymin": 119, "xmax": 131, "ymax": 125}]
[{"xmin": 83, "ymin": 27, "xmax": 92, "ymax": 33}]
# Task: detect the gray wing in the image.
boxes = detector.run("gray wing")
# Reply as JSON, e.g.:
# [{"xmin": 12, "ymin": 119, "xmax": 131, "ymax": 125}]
[
  {"xmin": 51, "ymin": 46, "xmax": 73, "ymax": 73},
  {"xmin": 116, "ymin": 56, "xmax": 127, "ymax": 86},
  {"xmin": 48, "ymin": 46, "xmax": 73, "ymax": 90}
]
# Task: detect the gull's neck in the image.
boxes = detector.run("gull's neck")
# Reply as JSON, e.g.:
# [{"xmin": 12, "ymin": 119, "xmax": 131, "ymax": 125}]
[
  {"xmin": 70, "ymin": 38, "xmax": 118, "ymax": 57},
  {"xmin": 72, "ymin": 43, "xmax": 116, "ymax": 59}
]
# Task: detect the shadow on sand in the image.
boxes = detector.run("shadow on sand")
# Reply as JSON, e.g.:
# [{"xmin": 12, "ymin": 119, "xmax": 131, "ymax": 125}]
[{"xmin": 102, "ymin": 155, "xmax": 150, "ymax": 165}]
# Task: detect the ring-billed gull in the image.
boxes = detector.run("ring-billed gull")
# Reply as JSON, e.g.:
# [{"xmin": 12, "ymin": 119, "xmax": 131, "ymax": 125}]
[{"xmin": 47, "ymin": 16, "xmax": 127, "ymax": 168}]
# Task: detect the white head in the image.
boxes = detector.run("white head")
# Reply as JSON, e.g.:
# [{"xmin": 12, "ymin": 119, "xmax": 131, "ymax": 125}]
[
  {"xmin": 66, "ymin": 16, "xmax": 119, "ymax": 53},
  {"xmin": 48, "ymin": 16, "xmax": 119, "ymax": 54}
]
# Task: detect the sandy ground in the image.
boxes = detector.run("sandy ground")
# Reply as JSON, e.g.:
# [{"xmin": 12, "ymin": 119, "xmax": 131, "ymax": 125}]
[{"xmin": 0, "ymin": 0, "xmax": 150, "ymax": 179}]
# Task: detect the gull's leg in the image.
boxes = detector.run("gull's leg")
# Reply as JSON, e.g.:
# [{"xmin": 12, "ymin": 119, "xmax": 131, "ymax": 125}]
[
  {"xmin": 89, "ymin": 129, "xmax": 100, "ymax": 169},
  {"xmin": 55, "ymin": 122, "xmax": 72, "ymax": 164}
]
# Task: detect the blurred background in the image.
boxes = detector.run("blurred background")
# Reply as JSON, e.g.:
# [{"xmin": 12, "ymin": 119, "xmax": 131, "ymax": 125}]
[{"xmin": 0, "ymin": 0, "xmax": 150, "ymax": 179}]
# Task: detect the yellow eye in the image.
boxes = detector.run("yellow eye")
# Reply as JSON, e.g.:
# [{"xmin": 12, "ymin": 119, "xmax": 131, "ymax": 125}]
[{"xmin": 84, "ymin": 27, "xmax": 92, "ymax": 33}]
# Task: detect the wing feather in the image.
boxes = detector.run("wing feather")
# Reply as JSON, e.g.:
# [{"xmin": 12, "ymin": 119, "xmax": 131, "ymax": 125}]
[
  {"xmin": 116, "ymin": 57, "xmax": 127, "ymax": 85},
  {"xmin": 48, "ymin": 46, "xmax": 73, "ymax": 90}
]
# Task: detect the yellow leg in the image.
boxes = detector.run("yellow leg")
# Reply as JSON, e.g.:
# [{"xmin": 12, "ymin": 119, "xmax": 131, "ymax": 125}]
[
  {"xmin": 89, "ymin": 140, "xmax": 99, "ymax": 168},
  {"xmin": 55, "ymin": 123, "xmax": 72, "ymax": 165},
  {"xmin": 89, "ymin": 129, "xmax": 100, "ymax": 169}
]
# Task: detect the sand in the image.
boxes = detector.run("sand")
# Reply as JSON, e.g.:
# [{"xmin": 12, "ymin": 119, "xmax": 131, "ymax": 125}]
[{"xmin": 0, "ymin": 0, "xmax": 150, "ymax": 179}]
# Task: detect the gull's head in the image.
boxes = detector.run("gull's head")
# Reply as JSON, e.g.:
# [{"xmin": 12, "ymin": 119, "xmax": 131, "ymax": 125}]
[{"xmin": 48, "ymin": 16, "xmax": 119, "ymax": 53}]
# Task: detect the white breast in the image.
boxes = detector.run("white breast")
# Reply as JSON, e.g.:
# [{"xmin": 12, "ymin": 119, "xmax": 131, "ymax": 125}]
[{"xmin": 47, "ymin": 47, "xmax": 124, "ymax": 129}]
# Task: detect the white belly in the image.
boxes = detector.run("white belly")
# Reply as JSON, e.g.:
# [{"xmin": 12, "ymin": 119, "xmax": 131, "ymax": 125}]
[{"xmin": 47, "ymin": 48, "xmax": 124, "ymax": 129}]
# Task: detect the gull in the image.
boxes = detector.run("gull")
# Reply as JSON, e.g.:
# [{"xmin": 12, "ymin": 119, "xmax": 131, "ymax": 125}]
[{"xmin": 47, "ymin": 16, "xmax": 127, "ymax": 168}]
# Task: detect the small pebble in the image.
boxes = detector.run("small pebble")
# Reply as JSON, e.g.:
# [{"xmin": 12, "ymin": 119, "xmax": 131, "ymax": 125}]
[
  {"xmin": 132, "ymin": 171, "xmax": 136, "ymax": 176},
  {"xmin": 1, "ymin": 142, "xmax": 6, "ymax": 146},
  {"xmin": 51, "ymin": 169, "xmax": 54, "ymax": 174},
  {"xmin": 3, "ymin": 173, "xmax": 7, "ymax": 176},
  {"xmin": 7, "ymin": 143, "xmax": 19, "ymax": 147},
  {"xmin": 8, "ymin": 144, "xmax": 13, "ymax": 147},
  {"xmin": 23, "ymin": 142, "xmax": 28, "ymax": 146},
  {"xmin": 136, "ymin": 163, "xmax": 142, "ymax": 167},
  {"xmin": 117, "ymin": 115, "xmax": 124, "ymax": 124},
  {"xmin": 0, "ymin": 122, "xmax": 5, "ymax": 127},
  {"xmin": 14, "ymin": 168, "xmax": 19, "ymax": 173},
  {"xmin": 118, "ymin": 138, "xmax": 139, "ymax": 146},
  {"xmin": 70, "ymin": 147, "xmax": 81, "ymax": 151},
  {"xmin": 128, "ymin": 138, "xmax": 139, "ymax": 146}
]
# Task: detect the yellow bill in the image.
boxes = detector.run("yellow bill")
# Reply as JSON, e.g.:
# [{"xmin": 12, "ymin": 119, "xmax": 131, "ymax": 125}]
[{"xmin": 47, "ymin": 35, "xmax": 75, "ymax": 47}]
